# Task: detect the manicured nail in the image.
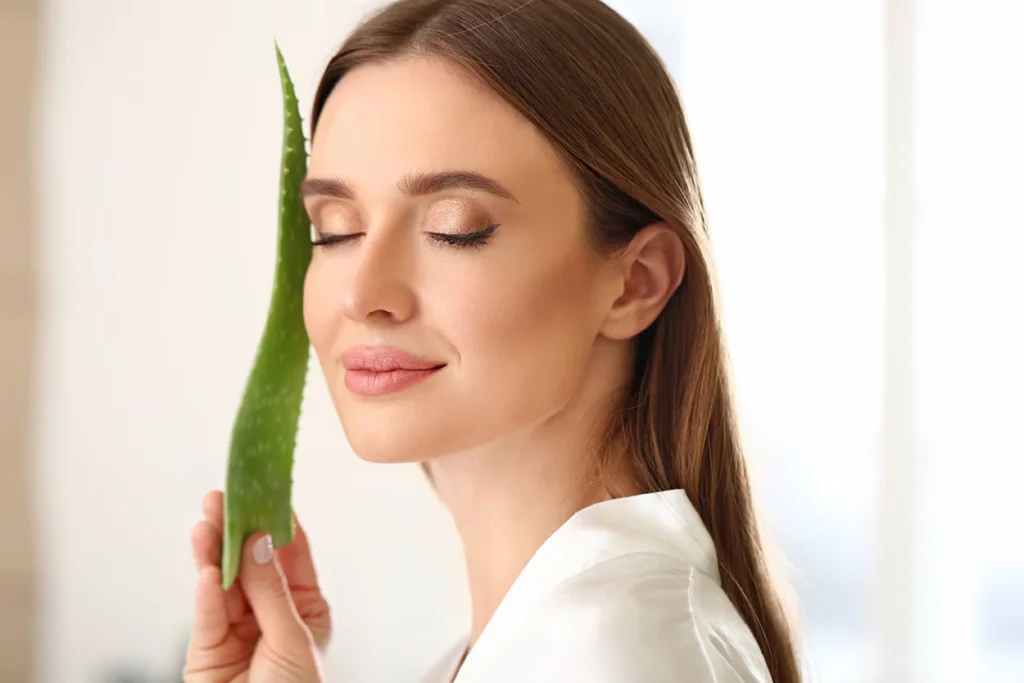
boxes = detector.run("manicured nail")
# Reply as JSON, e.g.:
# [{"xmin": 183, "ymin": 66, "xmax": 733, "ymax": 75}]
[{"xmin": 253, "ymin": 535, "xmax": 274, "ymax": 565}]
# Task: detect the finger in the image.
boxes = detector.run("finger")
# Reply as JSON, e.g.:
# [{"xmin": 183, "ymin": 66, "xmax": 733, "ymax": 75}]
[
  {"xmin": 191, "ymin": 521, "xmax": 220, "ymax": 570},
  {"xmin": 202, "ymin": 490, "xmax": 224, "ymax": 535},
  {"xmin": 224, "ymin": 580, "xmax": 249, "ymax": 626},
  {"xmin": 277, "ymin": 512, "xmax": 319, "ymax": 590},
  {"xmin": 239, "ymin": 533, "xmax": 314, "ymax": 653},
  {"xmin": 190, "ymin": 565, "xmax": 230, "ymax": 650},
  {"xmin": 195, "ymin": 499, "xmax": 248, "ymax": 622}
]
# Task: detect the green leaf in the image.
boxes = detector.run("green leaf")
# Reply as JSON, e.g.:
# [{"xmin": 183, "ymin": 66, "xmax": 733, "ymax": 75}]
[{"xmin": 221, "ymin": 42, "xmax": 312, "ymax": 590}]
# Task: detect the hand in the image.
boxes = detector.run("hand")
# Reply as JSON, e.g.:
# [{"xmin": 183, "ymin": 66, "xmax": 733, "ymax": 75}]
[{"xmin": 184, "ymin": 491, "xmax": 333, "ymax": 683}]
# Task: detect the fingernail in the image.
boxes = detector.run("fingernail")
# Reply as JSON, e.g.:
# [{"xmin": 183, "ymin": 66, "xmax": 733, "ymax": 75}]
[{"xmin": 253, "ymin": 535, "xmax": 274, "ymax": 565}]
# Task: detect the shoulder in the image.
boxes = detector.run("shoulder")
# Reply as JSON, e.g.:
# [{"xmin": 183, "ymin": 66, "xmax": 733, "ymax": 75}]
[
  {"xmin": 455, "ymin": 491, "xmax": 774, "ymax": 683},
  {"xmin": 517, "ymin": 552, "xmax": 771, "ymax": 683}
]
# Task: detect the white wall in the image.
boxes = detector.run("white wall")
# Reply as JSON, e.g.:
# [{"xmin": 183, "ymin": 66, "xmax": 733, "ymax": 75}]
[{"xmin": 31, "ymin": 2, "xmax": 469, "ymax": 681}]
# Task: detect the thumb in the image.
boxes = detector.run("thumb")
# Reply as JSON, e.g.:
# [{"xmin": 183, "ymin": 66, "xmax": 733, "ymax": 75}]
[{"xmin": 240, "ymin": 533, "xmax": 315, "ymax": 654}]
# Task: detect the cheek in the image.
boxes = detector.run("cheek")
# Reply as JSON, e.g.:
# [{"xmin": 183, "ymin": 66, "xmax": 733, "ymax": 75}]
[
  {"xmin": 303, "ymin": 257, "xmax": 339, "ymax": 361},
  {"xmin": 436, "ymin": 246, "xmax": 600, "ymax": 395}
]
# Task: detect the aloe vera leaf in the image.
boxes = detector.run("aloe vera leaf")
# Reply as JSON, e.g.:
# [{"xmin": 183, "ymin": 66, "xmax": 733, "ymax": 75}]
[{"xmin": 221, "ymin": 42, "xmax": 312, "ymax": 590}]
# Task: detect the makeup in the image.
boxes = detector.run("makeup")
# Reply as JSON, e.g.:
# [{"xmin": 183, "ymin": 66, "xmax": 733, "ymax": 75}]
[{"xmin": 340, "ymin": 345, "xmax": 447, "ymax": 396}]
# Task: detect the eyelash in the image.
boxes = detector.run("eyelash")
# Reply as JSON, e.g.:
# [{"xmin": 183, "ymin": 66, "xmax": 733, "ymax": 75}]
[{"xmin": 310, "ymin": 223, "xmax": 500, "ymax": 249}]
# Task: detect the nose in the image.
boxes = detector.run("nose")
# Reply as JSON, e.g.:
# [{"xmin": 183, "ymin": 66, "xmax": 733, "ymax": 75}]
[{"xmin": 340, "ymin": 227, "xmax": 417, "ymax": 324}]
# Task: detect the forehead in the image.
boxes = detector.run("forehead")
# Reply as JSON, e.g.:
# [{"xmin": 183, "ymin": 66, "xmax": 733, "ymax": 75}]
[{"xmin": 308, "ymin": 56, "xmax": 572, "ymax": 193}]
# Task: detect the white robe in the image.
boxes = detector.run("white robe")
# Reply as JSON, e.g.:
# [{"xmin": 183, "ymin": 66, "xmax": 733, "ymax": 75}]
[{"xmin": 421, "ymin": 489, "xmax": 772, "ymax": 682}]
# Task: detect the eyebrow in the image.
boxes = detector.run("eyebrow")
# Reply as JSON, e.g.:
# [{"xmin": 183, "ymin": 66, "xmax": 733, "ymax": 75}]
[{"xmin": 300, "ymin": 170, "xmax": 518, "ymax": 203}]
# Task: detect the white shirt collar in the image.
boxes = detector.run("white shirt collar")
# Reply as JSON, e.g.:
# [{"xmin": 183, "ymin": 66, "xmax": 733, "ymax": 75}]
[
  {"xmin": 504, "ymin": 488, "xmax": 720, "ymax": 606},
  {"xmin": 422, "ymin": 489, "xmax": 723, "ymax": 683}
]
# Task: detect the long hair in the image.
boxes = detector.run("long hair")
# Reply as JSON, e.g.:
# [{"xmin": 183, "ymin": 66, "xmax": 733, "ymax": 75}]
[{"xmin": 310, "ymin": 1, "xmax": 801, "ymax": 680}]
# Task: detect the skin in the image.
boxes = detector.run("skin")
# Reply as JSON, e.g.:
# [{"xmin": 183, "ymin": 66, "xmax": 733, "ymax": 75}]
[{"xmin": 186, "ymin": 56, "xmax": 684, "ymax": 682}]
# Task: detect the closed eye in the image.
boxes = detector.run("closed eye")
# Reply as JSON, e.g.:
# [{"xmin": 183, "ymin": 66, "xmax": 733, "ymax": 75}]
[
  {"xmin": 429, "ymin": 223, "xmax": 500, "ymax": 248},
  {"xmin": 310, "ymin": 232, "xmax": 361, "ymax": 247}
]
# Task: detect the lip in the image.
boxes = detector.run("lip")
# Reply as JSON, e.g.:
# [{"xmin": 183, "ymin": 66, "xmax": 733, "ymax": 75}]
[{"xmin": 339, "ymin": 345, "xmax": 447, "ymax": 397}]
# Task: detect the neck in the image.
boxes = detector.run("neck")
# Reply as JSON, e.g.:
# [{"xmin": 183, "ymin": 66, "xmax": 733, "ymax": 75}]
[
  {"xmin": 428, "ymin": 340, "xmax": 637, "ymax": 646},
  {"xmin": 430, "ymin": 424, "xmax": 609, "ymax": 646}
]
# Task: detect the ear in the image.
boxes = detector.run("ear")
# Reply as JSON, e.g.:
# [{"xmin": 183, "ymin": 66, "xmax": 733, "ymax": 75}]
[{"xmin": 599, "ymin": 223, "xmax": 685, "ymax": 341}]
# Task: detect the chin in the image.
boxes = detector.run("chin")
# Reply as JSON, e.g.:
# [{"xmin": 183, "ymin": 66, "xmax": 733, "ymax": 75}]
[
  {"xmin": 335, "ymin": 402, "xmax": 463, "ymax": 464},
  {"xmin": 345, "ymin": 431, "xmax": 430, "ymax": 464},
  {"xmin": 329, "ymin": 383, "xmax": 545, "ymax": 465}
]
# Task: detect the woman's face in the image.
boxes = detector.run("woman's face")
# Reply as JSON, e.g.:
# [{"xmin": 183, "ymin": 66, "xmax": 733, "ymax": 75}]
[{"xmin": 303, "ymin": 56, "xmax": 617, "ymax": 463}]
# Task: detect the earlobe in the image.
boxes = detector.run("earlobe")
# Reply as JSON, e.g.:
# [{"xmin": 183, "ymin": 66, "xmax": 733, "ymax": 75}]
[{"xmin": 599, "ymin": 222, "xmax": 686, "ymax": 341}]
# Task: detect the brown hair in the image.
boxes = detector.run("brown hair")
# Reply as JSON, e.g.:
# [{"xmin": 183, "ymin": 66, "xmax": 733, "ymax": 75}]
[{"xmin": 310, "ymin": 1, "xmax": 801, "ymax": 680}]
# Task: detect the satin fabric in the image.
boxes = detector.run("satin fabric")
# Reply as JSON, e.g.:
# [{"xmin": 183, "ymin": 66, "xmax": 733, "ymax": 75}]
[{"xmin": 420, "ymin": 489, "xmax": 771, "ymax": 682}]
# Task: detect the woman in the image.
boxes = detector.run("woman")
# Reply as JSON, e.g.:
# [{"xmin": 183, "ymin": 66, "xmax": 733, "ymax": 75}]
[{"xmin": 185, "ymin": 0, "xmax": 803, "ymax": 681}]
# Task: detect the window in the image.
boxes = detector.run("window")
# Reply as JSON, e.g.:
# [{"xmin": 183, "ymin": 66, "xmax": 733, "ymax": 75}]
[
  {"xmin": 615, "ymin": 1, "xmax": 1024, "ymax": 680},
  {"xmin": 914, "ymin": 1, "xmax": 1024, "ymax": 681}
]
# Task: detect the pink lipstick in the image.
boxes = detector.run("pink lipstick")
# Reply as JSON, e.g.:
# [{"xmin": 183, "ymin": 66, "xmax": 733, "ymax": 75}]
[{"xmin": 339, "ymin": 346, "xmax": 446, "ymax": 396}]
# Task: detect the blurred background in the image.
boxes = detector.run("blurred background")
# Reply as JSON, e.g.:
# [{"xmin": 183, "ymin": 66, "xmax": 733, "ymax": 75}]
[{"xmin": 2, "ymin": 0, "xmax": 1021, "ymax": 681}]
